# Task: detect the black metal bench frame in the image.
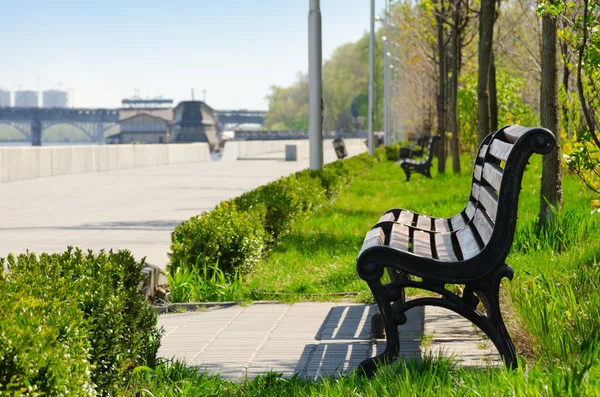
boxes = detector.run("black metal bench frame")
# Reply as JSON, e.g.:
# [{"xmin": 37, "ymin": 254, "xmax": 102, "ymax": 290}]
[
  {"xmin": 399, "ymin": 135, "xmax": 429, "ymax": 159},
  {"xmin": 356, "ymin": 125, "xmax": 555, "ymax": 376},
  {"xmin": 398, "ymin": 135, "xmax": 440, "ymax": 181}
]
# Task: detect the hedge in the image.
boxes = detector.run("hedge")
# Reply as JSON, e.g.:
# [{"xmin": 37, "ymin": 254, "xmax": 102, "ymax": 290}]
[
  {"xmin": 0, "ymin": 249, "xmax": 161, "ymax": 396},
  {"xmin": 169, "ymin": 152, "xmax": 380, "ymax": 277}
]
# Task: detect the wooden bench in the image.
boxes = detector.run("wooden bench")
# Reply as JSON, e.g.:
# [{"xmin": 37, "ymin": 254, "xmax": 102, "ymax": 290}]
[
  {"xmin": 398, "ymin": 135, "xmax": 440, "ymax": 181},
  {"xmin": 399, "ymin": 135, "xmax": 429, "ymax": 159},
  {"xmin": 356, "ymin": 125, "xmax": 555, "ymax": 375}
]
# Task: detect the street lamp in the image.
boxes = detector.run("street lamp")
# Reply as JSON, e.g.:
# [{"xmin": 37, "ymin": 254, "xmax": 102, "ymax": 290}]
[
  {"xmin": 308, "ymin": 0, "xmax": 323, "ymax": 170},
  {"xmin": 369, "ymin": 2, "xmax": 402, "ymax": 151},
  {"xmin": 368, "ymin": 0, "xmax": 375, "ymax": 156}
]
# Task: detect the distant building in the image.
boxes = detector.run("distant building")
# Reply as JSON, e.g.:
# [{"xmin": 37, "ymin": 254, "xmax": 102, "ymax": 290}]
[
  {"xmin": 0, "ymin": 90, "xmax": 10, "ymax": 107},
  {"xmin": 170, "ymin": 101, "xmax": 218, "ymax": 149},
  {"xmin": 14, "ymin": 90, "xmax": 38, "ymax": 107},
  {"xmin": 107, "ymin": 108, "xmax": 172, "ymax": 144},
  {"xmin": 43, "ymin": 90, "xmax": 68, "ymax": 108}
]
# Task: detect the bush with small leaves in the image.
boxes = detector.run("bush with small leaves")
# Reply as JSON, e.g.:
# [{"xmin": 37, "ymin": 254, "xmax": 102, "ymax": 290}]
[{"xmin": 1, "ymin": 249, "xmax": 161, "ymax": 396}]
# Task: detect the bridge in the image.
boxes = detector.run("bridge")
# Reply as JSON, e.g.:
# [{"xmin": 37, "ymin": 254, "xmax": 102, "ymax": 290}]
[
  {"xmin": 215, "ymin": 110, "xmax": 267, "ymax": 130},
  {"xmin": 0, "ymin": 107, "xmax": 268, "ymax": 145},
  {"xmin": 0, "ymin": 107, "xmax": 119, "ymax": 145}
]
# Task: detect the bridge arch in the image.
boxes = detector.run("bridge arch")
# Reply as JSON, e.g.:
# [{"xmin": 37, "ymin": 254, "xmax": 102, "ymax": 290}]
[
  {"xmin": 0, "ymin": 121, "xmax": 30, "ymax": 140},
  {"xmin": 42, "ymin": 122, "xmax": 96, "ymax": 141}
]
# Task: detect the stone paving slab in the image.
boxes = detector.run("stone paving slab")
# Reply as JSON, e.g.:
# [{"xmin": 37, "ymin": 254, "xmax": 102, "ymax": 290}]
[{"xmin": 157, "ymin": 302, "xmax": 501, "ymax": 380}]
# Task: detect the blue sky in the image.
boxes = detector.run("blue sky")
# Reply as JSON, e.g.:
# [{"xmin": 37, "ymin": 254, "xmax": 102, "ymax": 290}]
[{"xmin": 0, "ymin": 1, "xmax": 382, "ymax": 110}]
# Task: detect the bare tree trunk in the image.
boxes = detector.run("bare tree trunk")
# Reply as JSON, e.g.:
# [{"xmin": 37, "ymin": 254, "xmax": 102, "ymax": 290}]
[
  {"xmin": 477, "ymin": 0, "xmax": 495, "ymax": 143},
  {"xmin": 437, "ymin": 0, "xmax": 447, "ymax": 173},
  {"xmin": 559, "ymin": 19, "xmax": 572, "ymax": 139},
  {"xmin": 539, "ymin": 13, "xmax": 563, "ymax": 226},
  {"xmin": 489, "ymin": 50, "xmax": 498, "ymax": 131},
  {"xmin": 450, "ymin": 0, "xmax": 461, "ymax": 174}
]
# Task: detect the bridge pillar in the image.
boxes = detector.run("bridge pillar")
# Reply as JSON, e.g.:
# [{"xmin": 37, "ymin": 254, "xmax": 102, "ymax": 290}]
[
  {"xmin": 31, "ymin": 119, "xmax": 42, "ymax": 146},
  {"xmin": 95, "ymin": 122, "xmax": 105, "ymax": 142}
]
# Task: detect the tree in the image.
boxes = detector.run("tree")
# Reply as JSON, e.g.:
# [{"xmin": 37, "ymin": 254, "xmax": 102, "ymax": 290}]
[
  {"xmin": 435, "ymin": 0, "xmax": 448, "ymax": 173},
  {"xmin": 538, "ymin": 3, "xmax": 562, "ymax": 226},
  {"xmin": 449, "ymin": 0, "xmax": 462, "ymax": 173},
  {"xmin": 477, "ymin": 0, "xmax": 497, "ymax": 143},
  {"xmin": 559, "ymin": 0, "xmax": 600, "ymax": 201}
]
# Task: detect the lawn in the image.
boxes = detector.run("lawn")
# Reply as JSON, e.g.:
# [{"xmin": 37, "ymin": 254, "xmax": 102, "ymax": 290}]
[{"xmin": 128, "ymin": 155, "xmax": 600, "ymax": 396}]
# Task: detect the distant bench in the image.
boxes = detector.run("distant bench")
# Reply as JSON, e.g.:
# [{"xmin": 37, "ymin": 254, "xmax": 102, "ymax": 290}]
[
  {"xmin": 355, "ymin": 125, "xmax": 555, "ymax": 375},
  {"xmin": 398, "ymin": 135, "xmax": 440, "ymax": 181}
]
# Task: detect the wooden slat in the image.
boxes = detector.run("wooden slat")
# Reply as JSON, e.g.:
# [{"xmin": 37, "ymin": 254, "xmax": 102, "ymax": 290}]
[
  {"xmin": 478, "ymin": 144, "xmax": 489, "ymax": 159},
  {"xmin": 360, "ymin": 227, "xmax": 385, "ymax": 253},
  {"xmin": 473, "ymin": 209, "xmax": 494, "ymax": 245},
  {"xmin": 474, "ymin": 164, "xmax": 483, "ymax": 181},
  {"xmin": 479, "ymin": 186, "xmax": 498, "ymax": 220},
  {"xmin": 413, "ymin": 229, "xmax": 433, "ymax": 258},
  {"xmin": 465, "ymin": 200, "xmax": 476, "ymax": 219},
  {"xmin": 397, "ymin": 210, "xmax": 415, "ymax": 225},
  {"xmin": 489, "ymin": 139, "xmax": 513, "ymax": 162},
  {"xmin": 456, "ymin": 226, "xmax": 481, "ymax": 260},
  {"xmin": 471, "ymin": 183, "xmax": 480, "ymax": 201},
  {"xmin": 389, "ymin": 224, "xmax": 410, "ymax": 251},
  {"xmin": 378, "ymin": 212, "xmax": 396, "ymax": 223},
  {"xmin": 503, "ymin": 125, "xmax": 527, "ymax": 143},
  {"xmin": 483, "ymin": 162, "xmax": 503, "ymax": 192},
  {"xmin": 434, "ymin": 218, "xmax": 451, "ymax": 232},
  {"xmin": 416, "ymin": 214, "xmax": 433, "ymax": 230},
  {"xmin": 450, "ymin": 213, "xmax": 467, "ymax": 231},
  {"xmin": 434, "ymin": 232, "xmax": 458, "ymax": 261}
]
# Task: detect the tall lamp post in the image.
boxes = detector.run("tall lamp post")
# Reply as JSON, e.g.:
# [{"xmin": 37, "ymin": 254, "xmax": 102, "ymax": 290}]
[
  {"xmin": 308, "ymin": 0, "xmax": 323, "ymax": 170},
  {"xmin": 375, "ymin": 5, "xmax": 401, "ymax": 147},
  {"xmin": 368, "ymin": 0, "xmax": 375, "ymax": 156}
]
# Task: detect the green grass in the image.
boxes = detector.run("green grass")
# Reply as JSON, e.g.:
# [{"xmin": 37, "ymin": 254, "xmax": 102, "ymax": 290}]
[
  {"xmin": 124, "ymin": 356, "xmax": 600, "ymax": 396},
  {"xmin": 134, "ymin": 155, "xmax": 600, "ymax": 395},
  {"xmin": 243, "ymin": 155, "xmax": 597, "ymax": 300}
]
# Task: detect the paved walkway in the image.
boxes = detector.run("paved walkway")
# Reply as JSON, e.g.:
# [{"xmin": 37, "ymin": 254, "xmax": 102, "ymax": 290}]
[
  {"xmin": 158, "ymin": 303, "xmax": 501, "ymax": 380},
  {"xmin": 0, "ymin": 146, "xmax": 363, "ymax": 273}
]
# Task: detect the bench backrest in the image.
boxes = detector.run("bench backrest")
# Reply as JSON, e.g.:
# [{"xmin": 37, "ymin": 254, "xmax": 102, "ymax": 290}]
[
  {"xmin": 453, "ymin": 125, "xmax": 554, "ymax": 266},
  {"xmin": 422, "ymin": 135, "xmax": 441, "ymax": 165}
]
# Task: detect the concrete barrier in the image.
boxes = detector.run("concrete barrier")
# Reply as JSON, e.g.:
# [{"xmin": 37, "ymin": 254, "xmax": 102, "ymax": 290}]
[
  {"xmin": 0, "ymin": 143, "xmax": 212, "ymax": 184},
  {"xmin": 221, "ymin": 138, "xmax": 367, "ymax": 161}
]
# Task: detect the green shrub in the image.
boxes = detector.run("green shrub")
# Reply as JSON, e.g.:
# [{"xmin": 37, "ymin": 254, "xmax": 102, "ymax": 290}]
[
  {"xmin": 170, "ymin": 201, "xmax": 267, "ymax": 276},
  {"xmin": 0, "ymin": 249, "xmax": 161, "ymax": 396},
  {"xmin": 235, "ymin": 174, "xmax": 326, "ymax": 240},
  {"xmin": 0, "ymin": 285, "xmax": 94, "ymax": 396},
  {"xmin": 169, "ymin": 153, "xmax": 379, "ymax": 288},
  {"xmin": 385, "ymin": 143, "xmax": 401, "ymax": 162}
]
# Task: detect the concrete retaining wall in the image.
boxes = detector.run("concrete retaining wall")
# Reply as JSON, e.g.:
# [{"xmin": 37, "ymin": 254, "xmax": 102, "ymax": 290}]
[
  {"xmin": 222, "ymin": 138, "xmax": 367, "ymax": 161},
  {"xmin": 0, "ymin": 143, "xmax": 211, "ymax": 184}
]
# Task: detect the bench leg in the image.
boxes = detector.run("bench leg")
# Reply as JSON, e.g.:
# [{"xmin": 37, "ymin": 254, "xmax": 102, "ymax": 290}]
[
  {"xmin": 400, "ymin": 163, "xmax": 411, "ymax": 181},
  {"xmin": 463, "ymin": 264, "xmax": 518, "ymax": 369},
  {"xmin": 360, "ymin": 269, "xmax": 410, "ymax": 377},
  {"xmin": 359, "ymin": 286, "xmax": 400, "ymax": 377},
  {"xmin": 370, "ymin": 268, "xmax": 407, "ymax": 338}
]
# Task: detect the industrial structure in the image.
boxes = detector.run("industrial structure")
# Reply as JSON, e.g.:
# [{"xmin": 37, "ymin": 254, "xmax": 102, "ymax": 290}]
[
  {"xmin": 0, "ymin": 90, "xmax": 10, "ymax": 107},
  {"xmin": 42, "ymin": 90, "xmax": 68, "ymax": 108},
  {"xmin": 107, "ymin": 108, "xmax": 172, "ymax": 144},
  {"xmin": 14, "ymin": 91, "xmax": 38, "ymax": 107},
  {"xmin": 170, "ymin": 101, "xmax": 218, "ymax": 149}
]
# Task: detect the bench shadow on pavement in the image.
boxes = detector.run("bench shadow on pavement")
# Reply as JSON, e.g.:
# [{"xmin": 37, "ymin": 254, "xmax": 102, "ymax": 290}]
[{"xmin": 294, "ymin": 304, "xmax": 424, "ymax": 379}]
